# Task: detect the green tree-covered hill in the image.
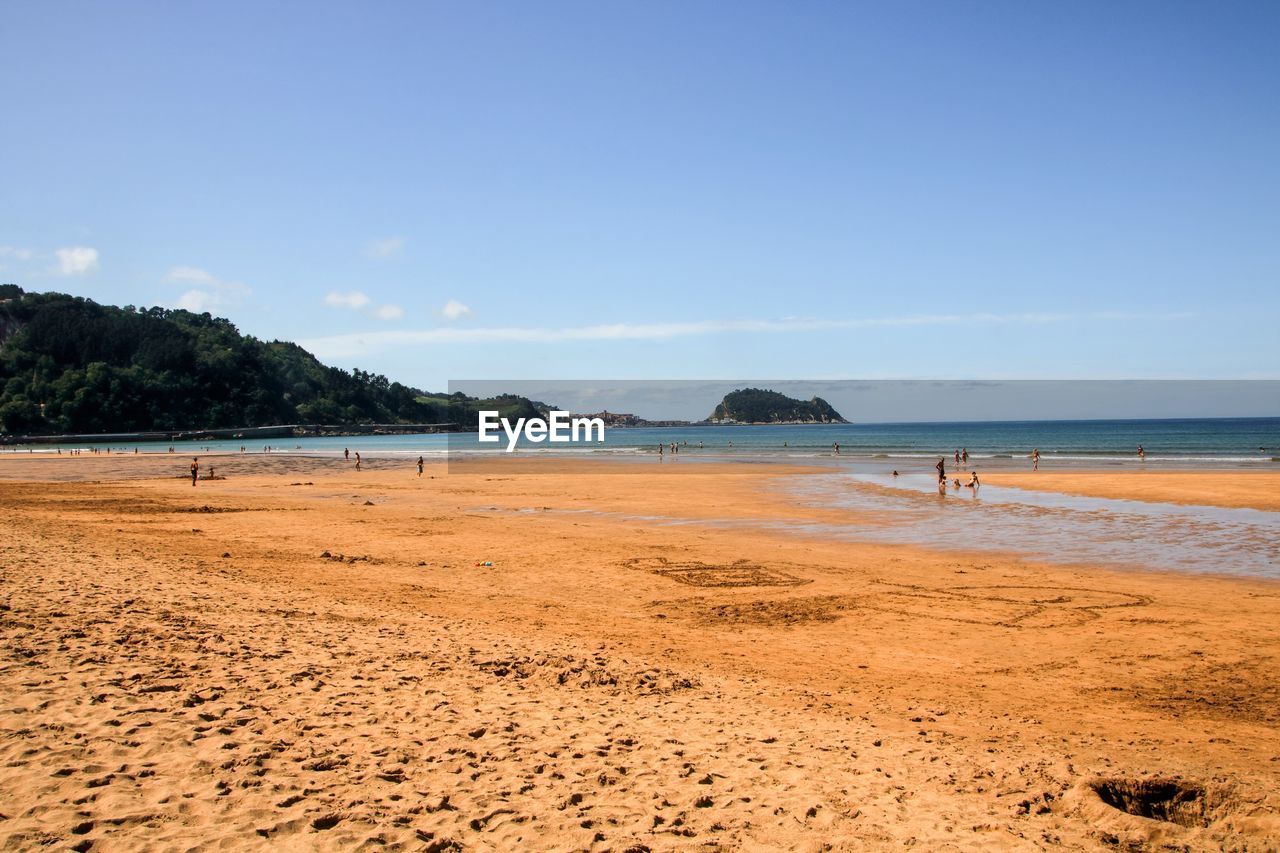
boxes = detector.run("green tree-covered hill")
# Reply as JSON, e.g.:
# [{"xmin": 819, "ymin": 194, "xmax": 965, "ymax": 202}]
[
  {"xmin": 709, "ymin": 387, "xmax": 846, "ymax": 423},
  {"xmin": 0, "ymin": 286, "xmax": 543, "ymax": 435}
]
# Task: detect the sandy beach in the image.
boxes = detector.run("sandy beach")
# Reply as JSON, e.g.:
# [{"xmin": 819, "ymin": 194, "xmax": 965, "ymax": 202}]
[
  {"xmin": 1, "ymin": 455, "xmax": 1278, "ymax": 850},
  {"xmin": 980, "ymin": 469, "xmax": 1280, "ymax": 513}
]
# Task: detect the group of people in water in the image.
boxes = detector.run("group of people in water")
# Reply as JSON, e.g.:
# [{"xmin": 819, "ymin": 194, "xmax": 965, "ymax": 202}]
[
  {"xmin": 657, "ymin": 441, "xmax": 704, "ymax": 455},
  {"xmin": 934, "ymin": 456, "xmax": 980, "ymax": 494}
]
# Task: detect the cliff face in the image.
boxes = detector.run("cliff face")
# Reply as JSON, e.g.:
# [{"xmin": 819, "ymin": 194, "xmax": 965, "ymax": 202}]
[{"xmin": 709, "ymin": 388, "xmax": 846, "ymax": 424}]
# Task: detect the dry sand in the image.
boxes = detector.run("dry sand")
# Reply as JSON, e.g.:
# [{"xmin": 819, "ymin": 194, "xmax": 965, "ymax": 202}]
[
  {"xmin": 1, "ymin": 455, "xmax": 1278, "ymax": 850},
  {"xmin": 980, "ymin": 469, "xmax": 1280, "ymax": 513}
]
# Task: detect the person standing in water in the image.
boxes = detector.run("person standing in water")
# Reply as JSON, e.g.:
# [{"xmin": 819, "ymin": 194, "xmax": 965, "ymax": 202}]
[
  {"xmin": 416, "ymin": 455, "xmax": 424, "ymax": 477},
  {"xmin": 936, "ymin": 456, "xmax": 946, "ymax": 483},
  {"xmin": 1138, "ymin": 444, "xmax": 1145, "ymax": 461},
  {"xmin": 344, "ymin": 447, "xmax": 350, "ymax": 461},
  {"xmin": 962, "ymin": 448, "xmax": 968, "ymax": 465},
  {"xmin": 190, "ymin": 457, "xmax": 199, "ymax": 486},
  {"xmin": 1032, "ymin": 448, "xmax": 1040, "ymax": 470}
]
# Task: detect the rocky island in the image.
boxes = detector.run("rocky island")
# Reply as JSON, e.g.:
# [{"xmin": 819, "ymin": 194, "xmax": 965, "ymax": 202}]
[{"xmin": 708, "ymin": 387, "xmax": 847, "ymax": 424}]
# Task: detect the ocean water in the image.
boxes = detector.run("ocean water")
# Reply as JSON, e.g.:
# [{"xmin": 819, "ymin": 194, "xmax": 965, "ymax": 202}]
[{"xmin": 7, "ymin": 417, "xmax": 1277, "ymax": 467}]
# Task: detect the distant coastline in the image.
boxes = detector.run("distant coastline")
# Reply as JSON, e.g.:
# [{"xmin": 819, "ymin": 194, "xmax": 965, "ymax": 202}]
[{"xmin": 1, "ymin": 422, "xmax": 459, "ymax": 446}]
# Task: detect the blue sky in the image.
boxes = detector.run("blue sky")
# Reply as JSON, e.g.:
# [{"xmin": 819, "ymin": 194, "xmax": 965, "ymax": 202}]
[{"xmin": 2, "ymin": 1, "xmax": 1278, "ymax": 391}]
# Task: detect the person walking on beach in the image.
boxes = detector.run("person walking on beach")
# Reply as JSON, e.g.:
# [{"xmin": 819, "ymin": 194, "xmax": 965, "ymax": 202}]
[
  {"xmin": 344, "ymin": 447, "xmax": 350, "ymax": 461},
  {"xmin": 416, "ymin": 455, "xmax": 424, "ymax": 477},
  {"xmin": 190, "ymin": 457, "xmax": 199, "ymax": 486},
  {"xmin": 354, "ymin": 451, "xmax": 361, "ymax": 471},
  {"xmin": 1032, "ymin": 448, "xmax": 1040, "ymax": 470}
]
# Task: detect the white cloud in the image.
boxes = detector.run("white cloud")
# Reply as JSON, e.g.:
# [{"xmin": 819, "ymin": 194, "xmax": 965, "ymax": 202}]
[
  {"xmin": 324, "ymin": 290, "xmax": 372, "ymax": 309},
  {"xmin": 164, "ymin": 266, "xmax": 250, "ymax": 313},
  {"xmin": 55, "ymin": 246, "xmax": 99, "ymax": 275},
  {"xmin": 0, "ymin": 246, "xmax": 34, "ymax": 262},
  {"xmin": 364, "ymin": 237, "xmax": 404, "ymax": 259},
  {"xmin": 324, "ymin": 290, "xmax": 406, "ymax": 321},
  {"xmin": 441, "ymin": 299, "xmax": 471, "ymax": 321},
  {"xmin": 175, "ymin": 289, "xmax": 221, "ymax": 312},
  {"xmin": 297, "ymin": 311, "xmax": 1194, "ymax": 359}
]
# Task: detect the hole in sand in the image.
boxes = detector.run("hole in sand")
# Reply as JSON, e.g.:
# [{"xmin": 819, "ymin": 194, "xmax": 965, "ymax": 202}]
[{"xmin": 1092, "ymin": 778, "xmax": 1217, "ymax": 828}]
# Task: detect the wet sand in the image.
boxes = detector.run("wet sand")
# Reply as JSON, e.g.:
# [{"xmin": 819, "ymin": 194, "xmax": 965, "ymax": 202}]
[{"xmin": 1, "ymin": 456, "xmax": 1278, "ymax": 849}]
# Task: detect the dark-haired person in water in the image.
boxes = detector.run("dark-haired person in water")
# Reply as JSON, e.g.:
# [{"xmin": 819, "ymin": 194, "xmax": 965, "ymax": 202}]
[
  {"xmin": 1138, "ymin": 444, "xmax": 1145, "ymax": 461},
  {"xmin": 936, "ymin": 457, "xmax": 946, "ymax": 483}
]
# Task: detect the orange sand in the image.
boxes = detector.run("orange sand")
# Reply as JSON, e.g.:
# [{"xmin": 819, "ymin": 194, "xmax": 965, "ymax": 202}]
[
  {"xmin": 0, "ymin": 455, "xmax": 1277, "ymax": 849},
  {"xmin": 981, "ymin": 469, "xmax": 1280, "ymax": 512}
]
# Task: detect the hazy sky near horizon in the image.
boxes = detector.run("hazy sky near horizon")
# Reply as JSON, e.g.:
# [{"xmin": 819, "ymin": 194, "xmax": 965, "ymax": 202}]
[
  {"xmin": 2, "ymin": 1, "xmax": 1278, "ymax": 401},
  {"xmin": 452, "ymin": 380, "xmax": 1280, "ymax": 422}
]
